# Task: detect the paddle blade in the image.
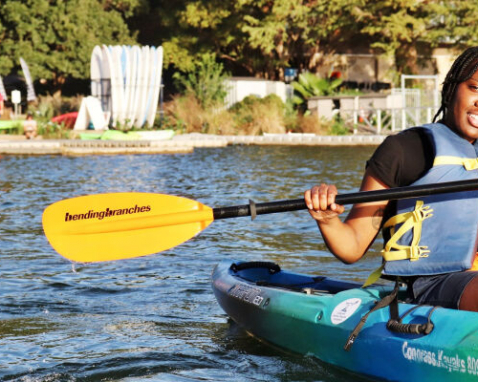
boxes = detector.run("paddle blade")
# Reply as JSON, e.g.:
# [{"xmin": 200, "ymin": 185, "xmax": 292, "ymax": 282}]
[{"xmin": 42, "ymin": 193, "xmax": 214, "ymax": 262}]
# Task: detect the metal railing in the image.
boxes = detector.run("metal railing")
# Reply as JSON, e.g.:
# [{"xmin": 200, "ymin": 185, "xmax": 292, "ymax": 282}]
[{"xmin": 339, "ymin": 105, "xmax": 439, "ymax": 135}]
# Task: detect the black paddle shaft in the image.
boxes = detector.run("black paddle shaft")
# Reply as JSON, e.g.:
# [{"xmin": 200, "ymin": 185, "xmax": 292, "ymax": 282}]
[{"xmin": 212, "ymin": 178, "xmax": 478, "ymax": 220}]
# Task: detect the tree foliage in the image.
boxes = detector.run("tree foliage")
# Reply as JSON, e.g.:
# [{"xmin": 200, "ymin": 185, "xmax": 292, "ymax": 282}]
[
  {"xmin": 291, "ymin": 72, "xmax": 343, "ymax": 107},
  {"xmin": 239, "ymin": 0, "xmax": 359, "ymax": 78},
  {"xmin": 351, "ymin": 1, "xmax": 478, "ymax": 75},
  {"xmin": 0, "ymin": 0, "xmax": 141, "ymax": 92},
  {"xmin": 3, "ymin": 0, "xmax": 478, "ymax": 95},
  {"xmin": 149, "ymin": 0, "xmax": 360, "ymax": 80},
  {"xmin": 147, "ymin": 0, "xmax": 478, "ymax": 80},
  {"xmin": 154, "ymin": 0, "xmax": 252, "ymax": 74},
  {"xmin": 173, "ymin": 53, "xmax": 230, "ymax": 108}
]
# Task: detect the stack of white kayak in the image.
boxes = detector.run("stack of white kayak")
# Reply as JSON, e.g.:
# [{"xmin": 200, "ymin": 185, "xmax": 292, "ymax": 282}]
[{"xmin": 90, "ymin": 45, "xmax": 163, "ymax": 129}]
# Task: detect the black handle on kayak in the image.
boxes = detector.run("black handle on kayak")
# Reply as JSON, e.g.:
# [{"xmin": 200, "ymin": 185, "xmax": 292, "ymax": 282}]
[{"xmin": 213, "ymin": 178, "xmax": 478, "ymax": 220}]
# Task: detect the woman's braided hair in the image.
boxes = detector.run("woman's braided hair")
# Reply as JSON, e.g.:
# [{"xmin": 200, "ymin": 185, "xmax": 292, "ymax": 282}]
[{"xmin": 433, "ymin": 47, "xmax": 478, "ymax": 123}]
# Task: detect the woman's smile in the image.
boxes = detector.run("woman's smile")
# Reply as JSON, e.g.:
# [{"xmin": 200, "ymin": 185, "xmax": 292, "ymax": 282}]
[
  {"xmin": 445, "ymin": 76, "xmax": 478, "ymax": 142},
  {"xmin": 468, "ymin": 112, "xmax": 478, "ymax": 128}
]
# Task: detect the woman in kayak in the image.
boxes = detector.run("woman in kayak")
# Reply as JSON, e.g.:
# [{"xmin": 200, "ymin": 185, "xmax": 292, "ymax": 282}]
[{"xmin": 305, "ymin": 46, "xmax": 478, "ymax": 312}]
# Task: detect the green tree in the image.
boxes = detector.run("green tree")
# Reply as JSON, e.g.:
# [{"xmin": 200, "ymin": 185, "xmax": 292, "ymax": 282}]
[
  {"xmin": 142, "ymin": 0, "xmax": 360, "ymax": 80},
  {"xmin": 0, "ymin": 0, "xmax": 140, "ymax": 93},
  {"xmin": 158, "ymin": 0, "xmax": 254, "ymax": 74},
  {"xmin": 352, "ymin": 1, "xmax": 478, "ymax": 75},
  {"xmin": 239, "ymin": 0, "xmax": 359, "ymax": 79},
  {"xmin": 139, "ymin": 0, "xmax": 478, "ymax": 81},
  {"xmin": 427, "ymin": 2, "xmax": 478, "ymax": 51}
]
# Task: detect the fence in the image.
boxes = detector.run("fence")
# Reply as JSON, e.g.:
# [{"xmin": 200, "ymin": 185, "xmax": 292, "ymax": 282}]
[
  {"xmin": 339, "ymin": 104, "xmax": 439, "ymax": 134},
  {"xmin": 340, "ymin": 75, "xmax": 440, "ymax": 134}
]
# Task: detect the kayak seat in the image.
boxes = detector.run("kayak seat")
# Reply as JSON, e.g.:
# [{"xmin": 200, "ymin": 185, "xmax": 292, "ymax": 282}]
[
  {"xmin": 230, "ymin": 261, "xmax": 361, "ymax": 295},
  {"xmin": 231, "ymin": 261, "xmax": 280, "ymax": 274}
]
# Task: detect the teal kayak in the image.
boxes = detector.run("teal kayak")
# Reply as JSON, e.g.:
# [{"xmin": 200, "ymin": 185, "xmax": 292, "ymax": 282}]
[{"xmin": 212, "ymin": 260, "xmax": 478, "ymax": 381}]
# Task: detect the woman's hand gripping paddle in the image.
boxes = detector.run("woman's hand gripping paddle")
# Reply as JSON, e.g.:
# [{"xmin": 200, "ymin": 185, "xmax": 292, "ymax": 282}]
[{"xmin": 42, "ymin": 178, "xmax": 478, "ymax": 262}]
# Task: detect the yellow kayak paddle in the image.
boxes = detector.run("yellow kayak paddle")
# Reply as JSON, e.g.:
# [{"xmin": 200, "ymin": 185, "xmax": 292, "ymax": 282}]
[{"xmin": 42, "ymin": 178, "xmax": 478, "ymax": 262}]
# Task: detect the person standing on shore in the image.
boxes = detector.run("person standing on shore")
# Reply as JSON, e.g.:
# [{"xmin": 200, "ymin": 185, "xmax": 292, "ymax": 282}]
[{"xmin": 305, "ymin": 46, "xmax": 478, "ymax": 312}]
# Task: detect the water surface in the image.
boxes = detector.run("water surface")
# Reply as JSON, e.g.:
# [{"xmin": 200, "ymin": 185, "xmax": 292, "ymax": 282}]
[{"xmin": 0, "ymin": 145, "xmax": 383, "ymax": 381}]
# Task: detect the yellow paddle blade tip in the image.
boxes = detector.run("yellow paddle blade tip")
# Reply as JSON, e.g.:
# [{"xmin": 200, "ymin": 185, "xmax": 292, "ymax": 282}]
[{"xmin": 42, "ymin": 193, "xmax": 214, "ymax": 262}]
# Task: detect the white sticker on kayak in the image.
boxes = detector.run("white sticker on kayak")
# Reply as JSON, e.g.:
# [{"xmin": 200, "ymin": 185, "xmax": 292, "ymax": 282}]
[{"xmin": 331, "ymin": 298, "xmax": 362, "ymax": 325}]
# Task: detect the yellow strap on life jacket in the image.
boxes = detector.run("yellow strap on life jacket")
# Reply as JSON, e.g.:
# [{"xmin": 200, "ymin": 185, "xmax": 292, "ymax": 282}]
[
  {"xmin": 363, "ymin": 200, "xmax": 433, "ymax": 288},
  {"xmin": 363, "ymin": 264, "xmax": 384, "ymax": 288},
  {"xmin": 433, "ymin": 156, "xmax": 478, "ymax": 171},
  {"xmin": 363, "ymin": 155, "xmax": 476, "ymax": 288},
  {"xmin": 381, "ymin": 200, "xmax": 433, "ymax": 262},
  {"xmin": 383, "ymin": 155, "xmax": 474, "ymax": 262}
]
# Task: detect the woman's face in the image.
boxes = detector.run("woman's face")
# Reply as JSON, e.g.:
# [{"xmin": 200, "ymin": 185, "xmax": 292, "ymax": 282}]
[{"xmin": 445, "ymin": 74, "xmax": 478, "ymax": 143}]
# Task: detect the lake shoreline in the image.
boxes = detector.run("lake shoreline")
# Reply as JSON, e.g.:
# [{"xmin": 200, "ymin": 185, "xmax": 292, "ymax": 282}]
[{"xmin": 0, "ymin": 133, "xmax": 386, "ymax": 155}]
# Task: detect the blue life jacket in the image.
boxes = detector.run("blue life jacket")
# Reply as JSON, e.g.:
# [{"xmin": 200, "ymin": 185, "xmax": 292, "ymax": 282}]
[{"xmin": 382, "ymin": 123, "xmax": 478, "ymax": 277}]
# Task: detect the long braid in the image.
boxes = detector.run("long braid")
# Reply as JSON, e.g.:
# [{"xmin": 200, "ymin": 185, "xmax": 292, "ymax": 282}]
[{"xmin": 433, "ymin": 47, "xmax": 478, "ymax": 122}]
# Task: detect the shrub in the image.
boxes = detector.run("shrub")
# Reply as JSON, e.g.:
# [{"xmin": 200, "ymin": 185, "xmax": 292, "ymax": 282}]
[
  {"xmin": 29, "ymin": 93, "xmax": 83, "ymax": 122},
  {"xmin": 37, "ymin": 121, "xmax": 72, "ymax": 139},
  {"xmin": 291, "ymin": 72, "xmax": 343, "ymax": 111},
  {"xmin": 163, "ymin": 94, "xmax": 236, "ymax": 135},
  {"xmin": 296, "ymin": 114, "xmax": 328, "ymax": 134},
  {"xmin": 230, "ymin": 94, "xmax": 287, "ymax": 135},
  {"xmin": 326, "ymin": 119, "xmax": 352, "ymax": 135},
  {"xmin": 173, "ymin": 53, "xmax": 230, "ymax": 109}
]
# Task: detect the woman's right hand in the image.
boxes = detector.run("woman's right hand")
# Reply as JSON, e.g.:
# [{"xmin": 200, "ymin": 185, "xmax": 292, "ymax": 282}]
[{"xmin": 304, "ymin": 184, "xmax": 345, "ymax": 223}]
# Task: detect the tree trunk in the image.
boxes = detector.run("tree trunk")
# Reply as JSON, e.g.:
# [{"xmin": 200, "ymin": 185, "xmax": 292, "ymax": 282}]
[
  {"xmin": 395, "ymin": 42, "xmax": 418, "ymax": 75},
  {"xmin": 51, "ymin": 73, "xmax": 66, "ymax": 95}
]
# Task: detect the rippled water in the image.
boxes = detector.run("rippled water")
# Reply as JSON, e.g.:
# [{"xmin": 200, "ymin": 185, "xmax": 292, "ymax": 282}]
[{"xmin": 0, "ymin": 145, "xmax": 383, "ymax": 381}]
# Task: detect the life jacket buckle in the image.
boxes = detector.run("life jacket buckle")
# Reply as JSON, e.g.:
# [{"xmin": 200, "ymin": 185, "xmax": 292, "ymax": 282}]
[
  {"xmin": 411, "ymin": 205, "xmax": 433, "ymax": 223},
  {"xmin": 410, "ymin": 245, "xmax": 430, "ymax": 261},
  {"xmin": 464, "ymin": 158, "xmax": 478, "ymax": 171}
]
